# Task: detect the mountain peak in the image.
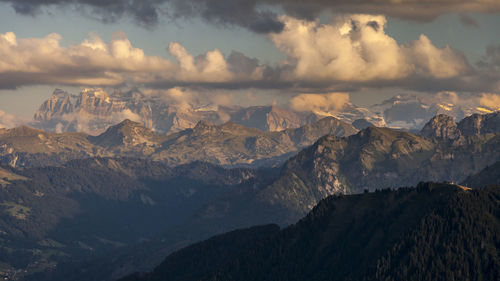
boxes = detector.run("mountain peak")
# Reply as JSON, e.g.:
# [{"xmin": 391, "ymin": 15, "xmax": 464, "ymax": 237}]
[
  {"xmin": 458, "ymin": 111, "xmax": 500, "ymax": 136},
  {"xmin": 34, "ymin": 89, "xmax": 73, "ymax": 121},
  {"xmin": 352, "ymin": 119, "xmax": 374, "ymax": 130},
  {"xmin": 114, "ymin": 119, "xmax": 143, "ymax": 128},
  {"xmin": 193, "ymin": 120, "xmax": 217, "ymax": 130},
  {"xmin": 420, "ymin": 114, "xmax": 460, "ymax": 140},
  {"xmin": 91, "ymin": 119, "xmax": 156, "ymax": 148},
  {"xmin": 3, "ymin": 125, "xmax": 45, "ymax": 137}
]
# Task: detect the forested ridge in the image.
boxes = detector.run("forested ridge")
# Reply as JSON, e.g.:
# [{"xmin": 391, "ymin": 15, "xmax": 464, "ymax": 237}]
[{"xmin": 121, "ymin": 183, "xmax": 500, "ymax": 281}]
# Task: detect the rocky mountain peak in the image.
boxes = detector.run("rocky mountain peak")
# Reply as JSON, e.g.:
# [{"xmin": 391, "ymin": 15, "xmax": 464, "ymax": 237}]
[
  {"xmin": 458, "ymin": 112, "xmax": 500, "ymax": 136},
  {"xmin": 352, "ymin": 119, "xmax": 374, "ymax": 130},
  {"xmin": 193, "ymin": 120, "xmax": 217, "ymax": 131},
  {"xmin": 285, "ymin": 117, "xmax": 358, "ymax": 147},
  {"xmin": 112, "ymin": 119, "xmax": 143, "ymax": 129},
  {"xmin": 90, "ymin": 119, "xmax": 157, "ymax": 148},
  {"xmin": 420, "ymin": 114, "xmax": 461, "ymax": 140},
  {"xmin": 33, "ymin": 89, "xmax": 73, "ymax": 121},
  {"xmin": 75, "ymin": 88, "xmax": 112, "ymax": 115}
]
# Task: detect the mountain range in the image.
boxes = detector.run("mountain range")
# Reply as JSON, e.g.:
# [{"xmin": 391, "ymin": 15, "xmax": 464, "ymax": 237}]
[
  {"xmin": 28, "ymin": 88, "xmax": 495, "ymax": 135},
  {"xmin": 0, "ymin": 116, "xmax": 357, "ymax": 168},
  {"xmin": 0, "ymin": 111, "xmax": 498, "ymax": 280},
  {"xmin": 32, "ymin": 88, "xmax": 322, "ymax": 135}
]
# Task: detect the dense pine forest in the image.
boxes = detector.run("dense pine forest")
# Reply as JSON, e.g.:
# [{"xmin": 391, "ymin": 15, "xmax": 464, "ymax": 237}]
[{"xmin": 120, "ymin": 183, "xmax": 500, "ymax": 281}]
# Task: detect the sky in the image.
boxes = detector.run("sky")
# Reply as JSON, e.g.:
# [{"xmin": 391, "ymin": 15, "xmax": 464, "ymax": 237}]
[{"xmin": 1, "ymin": 0, "xmax": 500, "ymax": 120}]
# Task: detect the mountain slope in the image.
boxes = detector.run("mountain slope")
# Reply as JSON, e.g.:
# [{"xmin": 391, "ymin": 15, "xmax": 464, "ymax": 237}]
[
  {"xmin": 0, "ymin": 125, "xmax": 105, "ymax": 167},
  {"xmin": 1, "ymin": 117, "xmax": 358, "ymax": 168},
  {"xmin": 458, "ymin": 111, "xmax": 500, "ymax": 136},
  {"xmin": 120, "ymin": 183, "xmax": 500, "ymax": 281},
  {"xmin": 461, "ymin": 160, "xmax": 500, "ymax": 188},
  {"xmin": 419, "ymin": 114, "xmax": 461, "ymax": 139},
  {"xmin": 279, "ymin": 122, "xmax": 499, "ymax": 195},
  {"xmin": 0, "ymin": 158, "xmax": 276, "ymax": 279}
]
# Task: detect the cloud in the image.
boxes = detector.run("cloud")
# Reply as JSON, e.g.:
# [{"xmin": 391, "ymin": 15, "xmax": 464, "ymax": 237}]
[
  {"xmin": 142, "ymin": 87, "xmax": 235, "ymax": 110},
  {"xmin": 436, "ymin": 91, "xmax": 459, "ymax": 104},
  {"xmin": 0, "ymin": 15, "xmax": 497, "ymax": 93},
  {"xmin": 276, "ymin": 0, "xmax": 500, "ymax": 23},
  {"xmin": 479, "ymin": 93, "xmax": 500, "ymax": 110},
  {"xmin": 168, "ymin": 0, "xmax": 284, "ymax": 34},
  {"xmin": 1, "ymin": 0, "xmax": 284, "ymax": 33},
  {"xmin": 55, "ymin": 109, "xmax": 144, "ymax": 134},
  {"xmin": 0, "ymin": 31, "xmax": 255, "ymax": 89},
  {"xmin": 3, "ymin": 0, "xmax": 165, "ymax": 28},
  {"xmin": 270, "ymin": 15, "xmax": 471, "ymax": 84},
  {"xmin": 3, "ymin": 0, "xmax": 500, "ymax": 33},
  {"xmin": 479, "ymin": 43, "xmax": 500, "ymax": 71},
  {"xmin": 0, "ymin": 110, "xmax": 24, "ymax": 128},
  {"xmin": 459, "ymin": 14, "xmax": 479, "ymax": 28},
  {"xmin": 289, "ymin": 92, "xmax": 350, "ymax": 115}
]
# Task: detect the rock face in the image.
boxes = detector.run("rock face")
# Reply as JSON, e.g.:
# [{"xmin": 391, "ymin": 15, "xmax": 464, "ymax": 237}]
[
  {"xmin": 34, "ymin": 89, "xmax": 154, "ymax": 134},
  {"xmin": 419, "ymin": 114, "xmax": 461, "ymax": 140},
  {"xmin": 32, "ymin": 89, "xmax": 499, "ymax": 135},
  {"xmin": 263, "ymin": 124, "xmax": 499, "ymax": 206},
  {"xmin": 32, "ymin": 89, "xmax": 322, "ymax": 135},
  {"xmin": 458, "ymin": 112, "xmax": 500, "ymax": 136},
  {"xmin": 89, "ymin": 119, "xmax": 163, "ymax": 149},
  {"xmin": 419, "ymin": 112, "xmax": 500, "ymax": 139},
  {"xmin": 33, "ymin": 89, "xmax": 73, "ymax": 121}
]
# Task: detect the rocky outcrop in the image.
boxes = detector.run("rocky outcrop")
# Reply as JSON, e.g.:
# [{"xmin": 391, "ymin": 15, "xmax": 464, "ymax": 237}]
[
  {"xmin": 419, "ymin": 112, "xmax": 500, "ymax": 140},
  {"xmin": 419, "ymin": 114, "xmax": 461, "ymax": 140},
  {"xmin": 33, "ymin": 89, "xmax": 73, "ymax": 121},
  {"xmin": 229, "ymin": 106, "xmax": 319, "ymax": 132},
  {"xmin": 458, "ymin": 112, "xmax": 500, "ymax": 136},
  {"xmin": 272, "ymin": 125, "xmax": 499, "ymax": 197}
]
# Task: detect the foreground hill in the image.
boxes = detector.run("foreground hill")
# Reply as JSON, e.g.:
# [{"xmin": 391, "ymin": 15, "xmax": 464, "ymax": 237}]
[
  {"xmin": 0, "ymin": 117, "xmax": 357, "ymax": 168},
  {"xmin": 121, "ymin": 182, "xmax": 500, "ymax": 281}
]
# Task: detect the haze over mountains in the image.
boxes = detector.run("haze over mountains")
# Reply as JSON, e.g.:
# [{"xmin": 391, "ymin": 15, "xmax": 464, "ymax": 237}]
[
  {"xmin": 0, "ymin": 110, "xmax": 498, "ymax": 280},
  {"xmin": 24, "ymin": 88, "xmax": 498, "ymax": 135}
]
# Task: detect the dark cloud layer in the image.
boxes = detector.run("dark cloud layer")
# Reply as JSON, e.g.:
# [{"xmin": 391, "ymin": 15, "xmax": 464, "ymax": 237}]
[
  {"xmin": 4, "ymin": 0, "xmax": 164, "ymax": 28},
  {"xmin": 3, "ymin": 0, "xmax": 500, "ymax": 33},
  {"xmin": 1, "ymin": 0, "xmax": 283, "ymax": 33}
]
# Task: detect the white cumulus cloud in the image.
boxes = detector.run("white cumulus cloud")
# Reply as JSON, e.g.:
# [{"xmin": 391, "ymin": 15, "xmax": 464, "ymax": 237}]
[
  {"xmin": 0, "ymin": 31, "xmax": 241, "ymax": 89},
  {"xmin": 270, "ymin": 14, "xmax": 470, "ymax": 83}
]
